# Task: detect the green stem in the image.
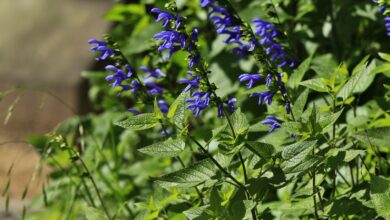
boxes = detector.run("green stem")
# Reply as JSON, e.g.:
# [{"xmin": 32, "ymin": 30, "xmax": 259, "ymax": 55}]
[
  {"xmin": 78, "ymin": 156, "xmax": 112, "ymax": 220},
  {"xmin": 312, "ymin": 169, "xmax": 319, "ymax": 220}
]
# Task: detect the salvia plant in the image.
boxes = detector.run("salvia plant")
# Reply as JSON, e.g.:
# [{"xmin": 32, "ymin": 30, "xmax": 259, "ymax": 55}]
[{"xmin": 4, "ymin": 0, "xmax": 390, "ymax": 219}]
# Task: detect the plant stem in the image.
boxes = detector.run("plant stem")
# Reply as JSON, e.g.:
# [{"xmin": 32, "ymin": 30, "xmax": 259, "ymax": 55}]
[
  {"xmin": 312, "ymin": 169, "xmax": 319, "ymax": 220},
  {"xmin": 239, "ymin": 153, "xmax": 249, "ymax": 183},
  {"xmin": 78, "ymin": 157, "xmax": 111, "ymax": 220}
]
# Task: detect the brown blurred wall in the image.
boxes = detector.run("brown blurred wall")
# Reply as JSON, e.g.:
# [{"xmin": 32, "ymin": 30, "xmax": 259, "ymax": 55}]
[{"xmin": 0, "ymin": 0, "xmax": 112, "ymax": 218}]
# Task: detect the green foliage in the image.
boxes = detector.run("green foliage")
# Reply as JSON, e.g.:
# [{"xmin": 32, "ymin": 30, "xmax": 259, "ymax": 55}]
[
  {"xmin": 156, "ymin": 159, "xmax": 216, "ymax": 188},
  {"xmin": 115, "ymin": 113, "xmax": 159, "ymax": 130},
  {"xmin": 139, "ymin": 138, "xmax": 186, "ymax": 157}
]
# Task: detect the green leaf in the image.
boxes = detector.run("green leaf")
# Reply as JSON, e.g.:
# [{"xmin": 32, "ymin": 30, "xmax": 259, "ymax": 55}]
[
  {"xmin": 292, "ymin": 89, "xmax": 309, "ymax": 117},
  {"xmin": 300, "ymin": 78, "xmax": 329, "ymax": 92},
  {"xmin": 183, "ymin": 205, "xmax": 211, "ymax": 220},
  {"xmin": 245, "ymin": 142, "xmax": 275, "ymax": 159},
  {"xmin": 283, "ymin": 121, "xmax": 304, "ymax": 135},
  {"xmin": 154, "ymin": 98, "xmax": 164, "ymax": 119},
  {"xmin": 85, "ymin": 207, "xmax": 107, "ymax": 220},
  {"xmin": 343, "ymin": 150, "xmax": 365, "ymax": 162},
  {"xmin": 318, "ymin": 110, "xmax": 343, "ymax": 132},
  {"xmin": 288, "ymin": 56, "xmax": 312, "ymax": 89},
  {"xmin": 354, "ymin": 127, "xmax": 390, "ymax": 147},
  {"xmin": 230, "ymin": 108, "xmax": 249, "ymax": 136},
  {"xmin": 167, "ymin": 90, "xmax": 189, "ymax": 128},
  {"xmin": 370, "ymin": 64, "xmax": 390, "ymax": 75},
  {"xmin": 155, "ymin": 159, "xmax": 216, "ymax": 188},
  {"xmin": 281, "ymin": 140, "xmax": 318, "ymax": 174},
  {"xmin": 378, "ymin": 52, "xmax": 390, "ymax": 62},
  {"xmin": 283, "ymin": 155, "xmax": 320, "ymax": 174},
  {"xmin": 138, "ymin": 138, "xmax": 185, "ymax": 157},
  {"xmin": 115, "ymin": 113, "xmax": 159, "ymax": 130},
  {"xmin": 337, "ymin": 60, "xmax": 376, "ymax": 101},
  {"xmin": 370, "ymin": 176, "xmax": 390, "ymax": 218},
  {"xmin": 282, "ymin": 140, "xmax": 317, "ymax": 160}
]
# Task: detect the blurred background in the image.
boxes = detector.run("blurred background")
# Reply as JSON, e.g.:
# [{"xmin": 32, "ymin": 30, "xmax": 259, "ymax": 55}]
[{"xmin": 0, "ymin": 0, "xmax": 112, "ymax": 218}]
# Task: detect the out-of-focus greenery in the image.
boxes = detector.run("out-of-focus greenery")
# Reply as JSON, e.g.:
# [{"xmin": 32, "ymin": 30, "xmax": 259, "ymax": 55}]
[{"xmin": 17, "ymin": 0, "xmax": 390, "ymax": 219}]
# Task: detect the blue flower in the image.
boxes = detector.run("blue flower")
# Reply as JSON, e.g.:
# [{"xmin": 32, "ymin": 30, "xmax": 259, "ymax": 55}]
[
  {"xmin": 179, "ymin": 71, "xmax": 201, "ymax": 92},
  {"xmin": 175, "ymin": 14, "xmax": 182, "ymax": 30},
  {"xmin": 251, "ymin": 91, "xmax": 274, "ymax": 105},
  {"xmin": 227, "ymin": 98, "xmax": 237, "ymax": 112},
  {"xmin": 145, "ymin": 82, "xmax": 163, "ymax": 95},
  {"xmin": 252, "ymin": 19, "xmax": 278, "ymax": 39},
  {"xmin": 161, "ymin": 129, "xmax": 173, "ymax": 136},
  {"xmin": 262, "ymin": 115, "xmax": 283, "ymax": 133},
  {"xmin": 217, "ymin": 102, "xmax": 223, "ymax": 118},
  {"xmin": 385, "ymin": 17, "xmax": 390, "ymax": 36},
  {"xmin": 285, "ymin": 102, "xmax": 291, "ymax": 114},
  {"xmin": 191, "ymin": 28, "xmax": 199, "ymax": 42},
  {"xmin": 131, "ymin": 80, "xmax": 141, "ymax": 94},
  {"xmin": 88, "ymin": 39, "xmax": 115, "ymax": 61},
  {"xmin": 128, "ymin": 108, "xmax": 141, "ymax": 115},
  {"xmin": 266, "ymin": 74, "xmax": 272, "ymax": 87},
  {"xmin": 231, "ymin": 39, "xmax": 255, "ymax": 60},
  {"xmin": 210, "ymin": 5, "xmax": 230, "ymax": 16},
  {"xmin": 379, "ymin": 5, "xmax": 386, "ymax": 13},
  {"xmin": 189, "ymin": 52, "xmax": 200, "ymax": 68},
  {"xmin": 220, "ymin": 26, "xmax": 243, "ymax": 43},
  {"xmin": 200, "ymin": 0, "xmax": 217, "ymax": 7},
  {"xmin": 139, "ymin": 66, "xmax": 165, "ymax": 79},
  {"xmin": 158, "ymin": 100, "xmax": 170, "ymax": 114},
  {"xmin": 252, "ymin": 18, "xmax": 295, "ymax": 68},
  {"xmin": 185, "ymin": 92, "xmax": 210, "ymax": 117},
  {"xmin": 105, "ymin": 65, "xmax": 132, "ymax": 89},
  {"xmin": 239, "ymin": 73, "xmax": 262, "ymax": 89},
  {"xmin": 154, "ymin": 31, "xmax": 186, "ymax": 59},
  {"xmin": 211, "ymin": 15, "xmax": 234, "ymax": 33},
  {"xmin": 151, "ymin": 8, "xmax": 175, "ymax": 27}
]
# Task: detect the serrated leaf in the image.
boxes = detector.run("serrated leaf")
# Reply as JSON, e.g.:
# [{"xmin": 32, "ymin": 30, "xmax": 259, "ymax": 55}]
[
  {"xmin": 354, "ymin": 127, "xmax": 390, "ymax": 147},
  {"xmin": 318, "ymin": 110, "xmax": 343, "ymax": 132},
  {"xmin": 337, "ymin": 60, "xmax": 376, "ymax": 101},
  {"xmin": 282, "ymin": 140, "xmax": 317, "ymax": 160},
  {"xmin": 230, "ymin": 108, "xmax": 249, "ymax": 136},
  {"xmin": 288, "ymin": 56, "xmax": 312, "ymax": 89},
  {"xmin": 245, "ymin": 141, "xmax": 275, "ymax": 159},
  {"xmin": 292, "ymin": 89, "xmax": 309, "ymax": 117},
  {"xmin": 138, "ymin": 138, "xmax": 185, "ymax": 157},
  {"xmin": 156, "ymin": 159, "xmax": 216, "ymax": 188},
  {"xmin": 85, "ymin": 207, "xmax": 107, "ymax": 220},
  {"xmin": 115, "ymin": 113, "xmax": 159, "ymax": 130},
  {"xmin": 281, "ymin": 140, "xmax": 318, "ymax": 174},
  {"xmin": 167, "ymin": 90, "xmax": 189, "ymax": 128},
  {"xmin": 343, "ymin": 150, "xmax": 365, "ymax": 162},
  {"xmin": 300, "ymin": 78, "xmax": 329, "ymax": 92},
  {"xmin": 283, "ymin": 155, "xmax": 320, "ymax": 174},
  {"xmin": 370, "ymin": 176, "xmax": 390, "ymax": 218},
  {"xmin": 283, "ymin": 121, "xmax": 304, "ymax": 134},
  {"xmin": 183, "ymin": 205, "xmax": 211, "ymax": 220}
]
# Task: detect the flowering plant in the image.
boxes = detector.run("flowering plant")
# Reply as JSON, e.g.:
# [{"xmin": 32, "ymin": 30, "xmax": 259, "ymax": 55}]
[{"xmin": 17, "ymin": 0, "xmax": 390, "ymax": 219}]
